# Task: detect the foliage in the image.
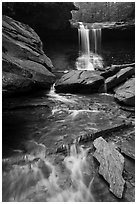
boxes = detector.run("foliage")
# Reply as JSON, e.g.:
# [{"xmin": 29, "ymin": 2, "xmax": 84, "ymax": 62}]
[{"xmin": 72, "ymin": 2, "xmax": 135, "ymax": 23}]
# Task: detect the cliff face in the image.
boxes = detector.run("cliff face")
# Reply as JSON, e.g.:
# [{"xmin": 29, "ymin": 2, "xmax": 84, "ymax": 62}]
[
  {"xmin": 2, "ymin": 2, "xmax": 78, "ymax": 41},
  {"xmin": 2, "ymin": 15, "xmax": 55, "ymax": 95}
]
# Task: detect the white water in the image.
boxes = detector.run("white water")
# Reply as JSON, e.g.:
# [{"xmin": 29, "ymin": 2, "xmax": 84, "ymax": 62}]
[
  {"xmin": 3, "ymin": 142, "xmax": 95, "ymax": 202},
  {"xmin": 91, "ymin": 28, "xmax": 101, "ymax": 54},
  {"xmin": 47, "ymin": 84, "xmax": 77, "ymax": 104},
  {"xmin": 77, "ymin": 22, "xmax": 103, "ymax": 70}
]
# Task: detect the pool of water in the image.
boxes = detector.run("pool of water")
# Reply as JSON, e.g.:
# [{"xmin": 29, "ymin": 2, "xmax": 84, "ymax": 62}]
[{"xmin": 44, "ymin": 40, "xmax": 135, "ymax": 72}]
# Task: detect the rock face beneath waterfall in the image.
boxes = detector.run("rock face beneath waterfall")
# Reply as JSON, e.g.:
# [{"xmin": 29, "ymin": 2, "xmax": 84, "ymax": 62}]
[
  {"xmin": 71, "ymin": 21, "xmax": 135, "ymax": 42},
  {"xmin": 114, "ymin": 78, "xmax": 135, "ymax": 106},
  {"xmin": 2, "ymin": 15, "xmax": 55, "ymax": 95},
  {"xmin": 55, "ymin": 70, "xmax": 104, "ymax": 93}
]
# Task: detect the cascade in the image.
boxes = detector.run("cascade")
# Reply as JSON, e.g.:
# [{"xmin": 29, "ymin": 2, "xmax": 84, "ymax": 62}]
[
  {"xmin": 91, "ymin": 28, "xmax": 101, "ymax": 54},
  {"xmin": 78, "ymin": 23, "xmax": 90, "ymax": 56},
  {"xmin": 3, "ymin": 143, "xmax": 95, "ymax": 202},
  {"xmin": 77, "ymin": 22, "xmax": 103, "ymax": 70}
]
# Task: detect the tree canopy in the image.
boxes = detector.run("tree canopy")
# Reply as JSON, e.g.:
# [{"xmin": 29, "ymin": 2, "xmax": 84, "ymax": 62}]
[{"xmin": 73, "ymin": 2, "xmax": 135, "ymax": 23}]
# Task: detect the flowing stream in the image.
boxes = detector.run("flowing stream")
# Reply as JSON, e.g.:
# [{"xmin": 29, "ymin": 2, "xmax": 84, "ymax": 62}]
[
  {"xmin": 3, "ymin": 86, "xmax": 133, "ymax": 202},
  {"xmin": 2, "ymin": 22, "xmax": 135, "ymax": 202}
]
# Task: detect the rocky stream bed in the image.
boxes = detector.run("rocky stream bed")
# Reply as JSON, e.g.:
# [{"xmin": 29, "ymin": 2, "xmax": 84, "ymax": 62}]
[{"xmin": 2, "ymin": 6, "xmax": 135, "ymax": 202}]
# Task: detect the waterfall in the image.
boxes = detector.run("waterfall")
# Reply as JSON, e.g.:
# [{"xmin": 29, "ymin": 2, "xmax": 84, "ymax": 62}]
[
  {"xmin": 78, "ymin": 23, "xmax": 90, "ymax": 56},
  {"xmin": 91, "ymin": 28, "xmax": 101, "ymax": 54},
  {"xmin": 77, "ymin": 22, "xmax": 103, "ymax": 70},
  {"xmin": 77, "ymin": 23, "xmax": 94, "ymax": 70}
]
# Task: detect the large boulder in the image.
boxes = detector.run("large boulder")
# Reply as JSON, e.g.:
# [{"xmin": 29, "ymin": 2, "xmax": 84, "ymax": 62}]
[
  {"xmin": 105, "ymin": 66, "xmax": 134, "ymax": 90},
  {"xmin": 114, "ymin": 78, "xmax": 135, "ymax": 106},
  {"xmin": 55, "ymin": 70, "xmax": 104, "ymax": 94},
  {"xmin": 2, "ymin": 15, "xmax": 55, "ymax": 94}
]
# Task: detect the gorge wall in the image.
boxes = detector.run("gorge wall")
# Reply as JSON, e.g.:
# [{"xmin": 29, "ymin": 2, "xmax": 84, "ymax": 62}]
[
  {"xmin": 2, "ymin": 2, "xmax": 79, "ymax": 95},
  {"xmin": 2, "ymin": 2, "xmax": 78, "ymax": 42}
]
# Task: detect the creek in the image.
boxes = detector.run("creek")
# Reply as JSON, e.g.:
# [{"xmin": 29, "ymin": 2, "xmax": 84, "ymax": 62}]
[{"xmin": 2, "ymin": 23, "xmax": 135, "ymax": 202}]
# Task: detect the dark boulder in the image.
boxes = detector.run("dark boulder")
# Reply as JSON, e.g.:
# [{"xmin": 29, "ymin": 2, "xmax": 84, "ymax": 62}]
[
  {"xmin": 105, "ymin": 66, "xmax": 134, "ymax": 90},
  {"xmin": 55, "ymin": 70, "xmax": 104, "ymax": 94},
  {"xmin": 2, "ymin": 15, "xmax": 55, "ymax": 94},
  {"xmin": 114, "ymin": 78, "xmax": 135, "ymax": 106}
]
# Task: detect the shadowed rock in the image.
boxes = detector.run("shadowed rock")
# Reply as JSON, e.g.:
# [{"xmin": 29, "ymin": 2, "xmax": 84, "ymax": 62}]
[
  {"xmin": 114, "ymin": 78, "xmax": 135, "ymax": 106},
  {"xmin": 2, "ymin": 15, "xmax": 55, "ymax": 94},
  {"xmin": 2, "ymin": 2, "xmax": 79, "ymax": 42}
]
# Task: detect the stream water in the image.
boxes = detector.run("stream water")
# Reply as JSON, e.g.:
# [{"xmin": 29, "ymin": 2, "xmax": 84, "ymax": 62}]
[{"xmin": 2, "ymin": 24, "xmax": 135, "ymax": 202}]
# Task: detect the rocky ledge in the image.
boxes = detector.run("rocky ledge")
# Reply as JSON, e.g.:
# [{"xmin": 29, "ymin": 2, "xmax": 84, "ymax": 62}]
[
  {"xmin": 71, "ymin": 21, "xmax": 135, "ymax": 41},
  {"xmin": 2, "ymin": 15, "xmax": 55, "ymax": 95}
]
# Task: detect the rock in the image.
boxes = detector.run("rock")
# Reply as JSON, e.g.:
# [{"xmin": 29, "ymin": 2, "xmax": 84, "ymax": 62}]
[
  {"xmin": 102, "ymin": 22, "xmax": 135, "ymax": 41},
  {"xmin": 55, "ymin": 70, "xmax": 104, "ymax": 94},
  {"xmin": 71, "ymin": 21, "xmax": 135, "ymax": 42},
  {"xmin": 2, "ymin": 71, "xmax": 34, "ymax": 94},
  {"xmin": 90, "ymin": 174, "xmax": 118, "ymax": 202},
  {"xmin": 114, "ymin": 78, "xmax": 135, "ymax": 106},
  {"xmin": 101, "ymin": 63, "xmax": 135, "ymax": 79},
  {"xmin": 105, "ymin": 67, "xmax": 134, "ymax": 90},
  {"xmin": 77, "ymin": 121, "xmax": 132, "ymax": 144},
  {"xmin": 120, "ymin": 138, "xmax": 135, "ymax": 160},
  {"xmin": 93, "ymin": 137, "xmax": 125, "ymax": 198},
  {"xmin": 24, "ymin": 140, "xmax": 47, "ymax": 158},
  {"xmin": 2, "ymin": 15, "xmax": 55, "ymax": 94},
  {"xmin": 2, "ymin": 2, "xmax": 78, "ymax": 41}
]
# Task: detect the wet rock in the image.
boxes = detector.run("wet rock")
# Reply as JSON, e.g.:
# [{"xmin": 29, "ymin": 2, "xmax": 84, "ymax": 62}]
[
  {"xmin": 114, "ymin": 78, "xmax": 135, "ymax": 106},
  {"xmin": 105, "ymin": 67, "xmax": 134, "ymax": 90},
  {"xmin": 2, "ymin": 15, "xmax": 55, "ymax": 94},
  {"xmin": 93, "ymin": 137, "xmax": 125, "ymax": 198},
  {"xmin": 90, "ymin": 174, "xmax": 118, "ymax": 202},
  {"xmin": 101, "ymin": 63, "xmax": 135, "ymax": 79},
  {"xmin": 120, "ymin": 136, "xmax": 135, "ymax": 160},
  {"xmin": 55, "ymin": 70, "xmax": 104, "ymax": 94},
  {"xmin": 77, "ymin": 121, "xmax": 132, "ymax": 144}
]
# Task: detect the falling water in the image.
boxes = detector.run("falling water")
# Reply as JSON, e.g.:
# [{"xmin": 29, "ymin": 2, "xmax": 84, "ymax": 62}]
[
  {"xmin": 47, "ymin": 83, "xmax": 77, "ymax": 103},
  {"xmin": 91, "ymin": 28, "xmax": 102, "ymax": 54},
  {"xmin": 3, "ymin": 142, "xmax": 95, "ymax": 202},
  {"xmin": 78, "ymin": 23, "xmax": 90, "ymax": 56},
  {"xmin": 77, "ymin": 22, "xmax": 103, "ymax": 70},
  {"xmin": 77, "ymin": 22, "xmax": 94, "ymax": 70}
]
